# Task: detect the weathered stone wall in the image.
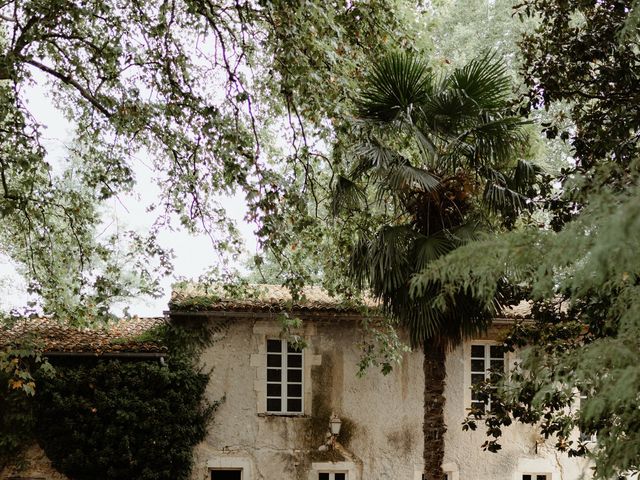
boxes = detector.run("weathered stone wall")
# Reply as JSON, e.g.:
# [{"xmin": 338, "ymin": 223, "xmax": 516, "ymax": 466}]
[
  {"xmin": 193, "ymin": 319, "xmax": 594, "ymax": 480},
  {"xmin": 442, "ymin": 325, "xmax": 593, "ymax": 480},
  {"xmin": 6, "ymin": 319, "xmax": 594, "ymax": 480},
  {"xmin": 191, "ymin": 317, "xmax": 424, "ymax": 480}
]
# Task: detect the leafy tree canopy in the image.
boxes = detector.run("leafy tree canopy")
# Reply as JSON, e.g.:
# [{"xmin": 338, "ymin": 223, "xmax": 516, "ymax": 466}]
[
  {"xmin": 410, "ymin": 1, "xmax": 640, "ymax": 477},
  {"xmin": 0, "ymin": 0, "xmax": 423, "ymax": 322}
]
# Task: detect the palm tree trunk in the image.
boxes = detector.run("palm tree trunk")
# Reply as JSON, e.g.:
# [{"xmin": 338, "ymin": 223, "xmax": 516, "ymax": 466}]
[{"xmin": 423, "ymin": 342, "xmax": 446, "ymax": 480}]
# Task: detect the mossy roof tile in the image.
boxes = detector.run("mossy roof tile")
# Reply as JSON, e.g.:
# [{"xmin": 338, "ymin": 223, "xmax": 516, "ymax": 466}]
[{"xmin": 0, "ymin": 317, "xmax": 166, "ymax": 353}]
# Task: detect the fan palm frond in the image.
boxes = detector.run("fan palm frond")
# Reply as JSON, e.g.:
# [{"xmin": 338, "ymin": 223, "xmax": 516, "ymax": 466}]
[
  {"xmin": 351, "ymin": 138, "xmax": 401, "ymax": 177},
  {"xmin": 511, "ymin": 158, "xmax": 542, "ymax": 191},
  {"xmin": 447, "ymin": 115, "xmax": 528, "ymax": 170},
  {"xmin": 483, "ymin": 180, "xmax": 528, "ymax": 212},
  {"xmin": 331, "ymin": 175, "xmax": 366, "ymax": 216},
  {"xmin": 381, "ymin": 163, "xmax": 441, "ymax": 194},
  {"xmin": 449, "ymin": 52, "xmax": 511, "ymax": 111},
  {"xmin": 468, "ymin": 115, "xmax": 528, "ymax": 165},
  {"xmin": 413, "ymin": 231, "xmax": 455, "ymax": 269},
  {"xmin": 420, "ymin": 86, "xmax": 478, "ymax": 135},
  {"xmin": 402, "ymin": 295, "xmax": 443, "ymax": 347},
  {"xmin": 356, "ymin": 52, "xmax": 433, "ymax": 123},
  {"xmin": 448, "ymin": 221, "xmax": 482, "ymax": 245},
  {"xmin": 350, "ymin": 224, "xmax": 416, "ymax": 296},
  {"xmin": 396, "ymin": 284, "xmax": 494, "ymax": 348}
]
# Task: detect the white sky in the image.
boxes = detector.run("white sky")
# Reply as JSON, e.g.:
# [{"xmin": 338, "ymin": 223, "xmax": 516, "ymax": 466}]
[{"xmin": 0, "ymin": 73, "xmax": 258, "ymax": 317}]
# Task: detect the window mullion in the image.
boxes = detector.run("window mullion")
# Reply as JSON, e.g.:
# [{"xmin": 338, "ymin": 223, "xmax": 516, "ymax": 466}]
[
  {"xmin": 486, "ymin": 347, "xmax": 491, "ymax": 410},
  {"xmin": 281, "ymin": 340, "xmax": 288, "ymax": 413}
]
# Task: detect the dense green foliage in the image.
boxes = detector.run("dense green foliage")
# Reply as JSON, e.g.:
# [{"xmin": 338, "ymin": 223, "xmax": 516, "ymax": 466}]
[
  {"xmin": 36, "ymin": 358, "xmax": 215, "ymax": 480},
  {"xmin": 0, "ymin": 319, "xmax": 217, "ymax": 477},
  {"xmin": 341, "ymin": 52, "xmax": 537, "ymax": 347},
  {"xmin": 332, "ymin": 51, "xmax": 538, "ymax": 480},
  {"xmin": 3, "ymin": 0, "xmax": 639, "ymax": 477},
  {"xmin": 0, "ymin": 0, "xmax": 419, "ymax": 321},
  {"xmin": 409, "ymin": 1, "xmax": 640, "ymax": 478},
  {"xmin": 0, "ymin": 371, "xmax": 36, "ymax": 469}
]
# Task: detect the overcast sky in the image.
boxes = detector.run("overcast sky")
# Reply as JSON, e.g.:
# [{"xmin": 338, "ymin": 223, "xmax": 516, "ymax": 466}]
[{"xmin": 0, "ymin": 72, "xmax": 258, "ymax": 317}]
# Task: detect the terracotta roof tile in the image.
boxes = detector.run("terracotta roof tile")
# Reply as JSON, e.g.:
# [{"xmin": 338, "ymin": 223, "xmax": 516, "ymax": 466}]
[
  {"xmin": 0, "ymin": 317, "xmax": 166, "ymax": 354},
  {"xmin": 170, "ymin": 283, "xmax": 533, "ymax": 319},
  {"xmin": 169, "ymin": 283, "xmax": 378, "ymax": 313}
]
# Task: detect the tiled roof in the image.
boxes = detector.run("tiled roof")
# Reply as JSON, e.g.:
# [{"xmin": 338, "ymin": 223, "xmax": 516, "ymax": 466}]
[
  {"xmin": 0, "ymin": 317, "xmax": 167, "ymax": 354},
  {"xmin": 169, "ymin": 283, "xmax": 533, "ymax": 319},
  {"xmin": 169, "ymin": 283, "xmax": 378, "ymax": 314}
]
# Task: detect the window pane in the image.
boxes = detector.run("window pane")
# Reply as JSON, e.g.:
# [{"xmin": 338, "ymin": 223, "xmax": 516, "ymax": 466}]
[
  {"xmin": 287, "ymin": 398, "xmax": 302, "ymax": 412},
  {"xmin": 490, "ymin": 345, "xmax": 504, "ymax": 358},
  {"xmin": 211, "ymin": 470, "xmax": 242, "ymax": 480},
  {"xmin": 287, "ymin": 354, "xmax": 302, "ymax": 368},
  {"xmin": 522, "ymin": 475, "xmax": 532, "ymax": 480},
  {"xmin": 490, "ymin": 359, "xmax": 504, "ymax": 371},
  {"xmin": 288, "ymin": 343, "xmax": 303, "ymax": 353},
  {"xmin": 267, "ymin": 383, "xmax": 281, "ymax": 396},
  {"xmin": 472, "ymin": 373, "xmax": 485, "ymax": 385},
  {"xmin": 267, "ymin": 339, "xmax": 282, "ymax": 352},
  {"xmin": 472, "ymin": 401, "xmax": 485, "ymax": 413},
  {"xmin": 288, "ymin": 384, "xmax": 302, "ymax": 397},
  {"xmin": 287, "ymin": 369, "xmax": 302, "ymax": 382},
  {"xmin": 267, "ymin": 398, "xmax": 281, "ymax": 412},
  {"xmin": 335, "ymin": 474, "xmax": 346, "ymax": 480},
  {"xmin": 319, "ymin": 474, "xmax": 329, "ymax": 480},
  {"xmin": 267, "ymin": 368, "xmax": 281, "ymax": 382},
  {"xmin": 267, "ymin": 354, "xmax": 282, "ymax": 367},
  {"xmin": 536, "ymin": 476, "xmax": 547, "ymax": 480},
  {"xmin": 471, "ymin": 359, "xmax": 485, "ymax": 371},
  {"xmin": 471, "ymin": 345, "xmax": 485, "ymax": 357}
]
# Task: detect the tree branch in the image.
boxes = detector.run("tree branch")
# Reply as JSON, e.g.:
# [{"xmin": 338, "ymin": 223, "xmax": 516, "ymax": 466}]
[{"xmin": 20, "ymin": 57, "xmax": 113, "ymax": 118}]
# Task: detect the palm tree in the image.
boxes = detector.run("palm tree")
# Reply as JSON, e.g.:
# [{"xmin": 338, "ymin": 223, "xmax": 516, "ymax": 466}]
[{"xmin": 333, "ymin": 52, "xmax": 538, "ymax": 480}]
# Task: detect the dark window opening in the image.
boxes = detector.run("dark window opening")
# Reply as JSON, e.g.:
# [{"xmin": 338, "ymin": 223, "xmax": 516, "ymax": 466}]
[{"xmin": 211, "ymin": 469, "xmax": 242, "ymax": 480}]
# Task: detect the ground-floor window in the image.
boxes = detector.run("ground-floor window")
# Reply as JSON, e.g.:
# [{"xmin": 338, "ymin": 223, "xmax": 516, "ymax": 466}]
[
  {"xmin": 211, "ymin": 469, "xmax": 242, "ymax": 480},
  {"xmin": 319, "ymin": 473, "xmax": 346, "ymax": 480}
]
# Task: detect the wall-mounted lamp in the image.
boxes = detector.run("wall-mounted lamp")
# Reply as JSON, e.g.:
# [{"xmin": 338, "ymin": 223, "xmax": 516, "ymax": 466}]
[
  {"xmin": 329, "ymin": 413, "xmax": 342, "ymax": 449},
  {"xmin": 330, "ymin": 414, "xmax": 342, "ymax": 436},
  {"xmin": 318, "ymin": 413, "xmax": 343, "ymax": 451}
]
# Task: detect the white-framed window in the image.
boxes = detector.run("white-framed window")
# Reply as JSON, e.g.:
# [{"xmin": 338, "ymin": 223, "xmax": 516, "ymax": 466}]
[
  {"xmin": 578, "ymin": 391, "xmax": 597, "ymax": 443},
  {"xmin": 312, "ymin": 461, "xmax": 356, "ymax": 480},
  {"xmin": 319, "ymin": 472, "xmax": 347, "ymax": 480},
  {"xmin": 522, "ymin": 474, "xmax": 550, "ymax": 480},
  {"xmin": 470, "ymin": 343, "xmax": 505, "ymax": 413},
  {"xmin": 266, "ymin": 339, "xmax": 304, "ymax": 414}
]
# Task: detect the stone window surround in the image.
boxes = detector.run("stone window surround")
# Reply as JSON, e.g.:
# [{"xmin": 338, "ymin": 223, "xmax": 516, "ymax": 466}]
[
  {"xmin": 207, "ymin": 456, "xmax": 253, "ymax": 479},
  {"xmin": 310, "ymin": 461, "xmax": 357, "ymax": 480},
  {"xmin": 413, "ymin": 462, "xmax": 459, "ymax": 480},
  {"xmin": 514, "ymin": 458, "xmax": 557, "ymax": 480},
  {"xmin": 250, "ymin": 321, "xmax": 322, "ymax": 416}
]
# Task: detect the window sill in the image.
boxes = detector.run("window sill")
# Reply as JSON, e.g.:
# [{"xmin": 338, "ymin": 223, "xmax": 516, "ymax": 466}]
[{"xmin": 258, "ymin": 412, "xmax": 308, "ymax": 418}]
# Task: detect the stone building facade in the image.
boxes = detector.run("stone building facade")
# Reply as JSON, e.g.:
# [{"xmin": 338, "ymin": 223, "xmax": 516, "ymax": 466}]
[
  {"xmin": 1, "ymin": 285, "xmax": 594, "ymax": 480},
  {"xmin": 171, "ymin": 285, "xmax": 593, "ymax": 480}
]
